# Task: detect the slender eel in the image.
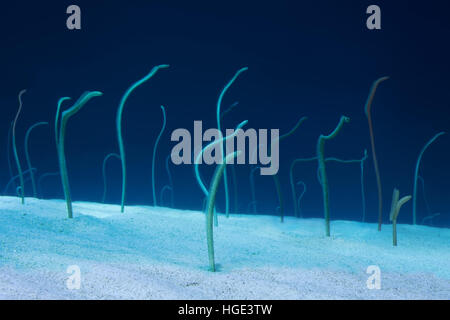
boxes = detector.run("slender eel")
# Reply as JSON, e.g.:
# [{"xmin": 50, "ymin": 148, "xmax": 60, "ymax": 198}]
[
  {"xmin": 412, "ymin": 132, "xmax": 445, "ymax": 224},
  {"xmin": 116, "ymin": 64, "xmax": 169, "ymax": 212},
  {"xmin": 365, "ymin": 76, "xmax": 389, "ymax": 231},
  {"xmin": 317, "ymin": 116, "xmax": 350, "ymax": 237},
  {"xmin": 102, "ymin": 153, "xmax": 120, "ymax": 203},
  {"xmin": 24, "ymin": 121, "xmax": 48, "ymax": 198},
  {"xmin": 12, "ymin": 89, "xmax": 27, "ymax": 204},
  {"xmin": 152, "ymin": 105, "xmax": 166, "ymax": 206},
  {"xmin": 216, "ymin": 67, "xmax": 248, "ymax": 217},
  {"xmin": 206, "ymin": 151, "xmax": 240, "ymax": 272}
]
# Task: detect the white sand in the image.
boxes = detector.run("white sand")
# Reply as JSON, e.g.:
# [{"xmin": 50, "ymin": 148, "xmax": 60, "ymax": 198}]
[{"xmin": 0, "ymin": 196, "xmax": 449, "ymax": 299}]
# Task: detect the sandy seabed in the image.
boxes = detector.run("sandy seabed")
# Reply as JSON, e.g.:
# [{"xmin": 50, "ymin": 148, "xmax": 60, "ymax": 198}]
[{"xmin": 0, "ymin": 196, "xmax": 449, "ymax": 299}]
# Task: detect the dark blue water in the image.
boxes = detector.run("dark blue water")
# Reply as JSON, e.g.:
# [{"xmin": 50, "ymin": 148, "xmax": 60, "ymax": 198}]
[{"xmin": 1, "ymin": 1, "xmax": 449, "ymax": 227}]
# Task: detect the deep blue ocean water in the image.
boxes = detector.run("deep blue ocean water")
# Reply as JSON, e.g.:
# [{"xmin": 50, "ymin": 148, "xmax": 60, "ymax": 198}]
[{"xmin": 1, "ymin": 1, "xmax": 449, "ymax": 228}]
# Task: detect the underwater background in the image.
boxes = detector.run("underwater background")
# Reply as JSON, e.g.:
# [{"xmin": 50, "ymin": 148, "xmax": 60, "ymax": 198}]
[{"xmin": 1, "ymin": 0, "xmax": 449, "ymax": 228}]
